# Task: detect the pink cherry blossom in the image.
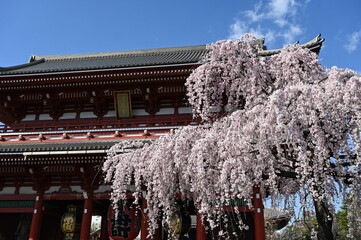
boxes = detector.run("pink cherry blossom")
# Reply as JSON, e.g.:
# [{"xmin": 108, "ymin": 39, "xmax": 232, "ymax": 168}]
[{"xmin": 103, "ymin": 36, "xmax": 361, "ymax": 238}]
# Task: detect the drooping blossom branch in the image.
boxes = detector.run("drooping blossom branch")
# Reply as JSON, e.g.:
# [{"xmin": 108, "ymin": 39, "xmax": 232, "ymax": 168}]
[{"xmin": 103, "ymin": 36, "xmax": 361, "ymax": 238}]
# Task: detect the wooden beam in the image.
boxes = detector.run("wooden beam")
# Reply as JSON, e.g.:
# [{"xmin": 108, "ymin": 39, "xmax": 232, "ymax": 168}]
[{"xmin": 0, "ymin": 207, "xmax": 33, "ymax": 213}]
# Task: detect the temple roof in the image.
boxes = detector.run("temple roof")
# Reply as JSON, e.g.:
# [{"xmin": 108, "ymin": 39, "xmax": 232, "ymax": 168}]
[
  {"xmin": 0, "ymin": 35, "xmax": 324, "ymax": 76},
  {"xmin": 264, "ymin": 207, "xmax": 291, "ymax": 220},
  {"xmin": 258, "ymin": 34, "xmax": 324, "ymax": 56},
  {"xmin": 264, "ymin": 207, "xmax": 292, "ymax": 230},
  {"xmin": 0, "ymin": 45, "xmax": 207, "ymax": 75}
]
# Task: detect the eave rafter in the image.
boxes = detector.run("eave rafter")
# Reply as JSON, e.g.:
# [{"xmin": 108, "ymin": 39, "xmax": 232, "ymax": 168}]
[
  {"xmin": 0, "ymin": 65, "xmax": 192, "ymax": 124},
  {"xmin": 0, "ymin": 64, "xmax": 196, "ymax": 90},
  {"xmin": 0, "ymin": 153, "xmax": 105, "ymax": 191}
]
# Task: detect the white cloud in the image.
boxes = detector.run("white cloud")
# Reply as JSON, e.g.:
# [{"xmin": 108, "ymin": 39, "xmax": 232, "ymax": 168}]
[
  {"xmin": 274, "ymin": 18, "xmax": 288, "ymax": 28},
  {"xmin": 229, "ymin": 20, "xmax": 248, "ymax": 40},
  {"xmin": 245, "ymin": 0, "xmax": 297, "ymax": 26},
  {"xmin": 229, "ymin": 20, "xmax": 277, "ymax": 44},
  {"xmin": 228, "ymin": 0, "xmax": 308, "ymax": 46},
  {"xmin": 264, "ymin": 30, "xmax": 277, "ymax": 43},
  {"xmin": 282, "ymin": 25, "xmax": 303, "ymax": 44},
  {"xmin": 344, "ymin": 30, "xmax": 361, "ymax": 53},
  {"xmin": 269, "ymin": 0, "xmax": 297, "ymax": 20},
  {"xmin": 244, "ymin": 1, "xmax": 265, "ymax": 22}
]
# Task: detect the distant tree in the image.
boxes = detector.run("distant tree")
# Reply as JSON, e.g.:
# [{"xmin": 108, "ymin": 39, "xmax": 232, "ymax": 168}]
[
  {"xmin": 336, "ymin": 201, "xmax": 349, "ymax": 240},
  {"xmin": 280, "ymin": 210, "xmax": 318, "ymax": 240},
  {"xmin": 103, "ymin": 35, "xmax": 361, "ymax": 239},
  {"xmin": 335, "ymin": 195, "xmax": 361, "ymax": 239}
]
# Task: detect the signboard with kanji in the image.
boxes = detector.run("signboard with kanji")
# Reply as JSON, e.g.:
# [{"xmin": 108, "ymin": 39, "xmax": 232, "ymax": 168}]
[{"xmin": 114, "ymin": 90, "xmax": 132, "ymax": 119}]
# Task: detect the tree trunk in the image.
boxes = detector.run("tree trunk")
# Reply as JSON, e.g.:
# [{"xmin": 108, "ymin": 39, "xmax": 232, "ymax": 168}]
[{"xmin": 313, "ymin": 198, "xmax": 334, "ymax": 240}]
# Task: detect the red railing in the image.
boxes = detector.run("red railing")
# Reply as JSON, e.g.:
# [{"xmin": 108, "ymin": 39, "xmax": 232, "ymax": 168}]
[{"xmin": 0, "ymin": 114, "xmax": 200, "ymax": 134}]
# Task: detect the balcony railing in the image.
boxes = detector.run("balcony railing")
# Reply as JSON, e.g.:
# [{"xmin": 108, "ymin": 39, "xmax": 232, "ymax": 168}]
[{"xmin": 0, "ymin": 114, "xmax": 200, "ymax": 134}]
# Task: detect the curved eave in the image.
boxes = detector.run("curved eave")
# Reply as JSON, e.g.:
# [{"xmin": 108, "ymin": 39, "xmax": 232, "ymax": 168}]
[
  {"xmin": 258, "ymin": 34, "xmax": 325, "ymax": 56},
  {"xmin": 0, "ymin": 58, "xmax": 45, "ymax": 72}
]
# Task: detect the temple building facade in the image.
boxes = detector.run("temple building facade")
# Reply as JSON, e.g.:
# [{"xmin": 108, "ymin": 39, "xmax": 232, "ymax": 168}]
[{"xmin": 0, "ymin": 35, "xmax": 323, "ymax": 240}]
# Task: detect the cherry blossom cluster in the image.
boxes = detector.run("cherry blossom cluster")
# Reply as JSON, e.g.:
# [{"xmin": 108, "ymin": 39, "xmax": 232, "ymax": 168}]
[{"xmin": 103, "ymin": 37, "xmax": 361, "ymax": 237}]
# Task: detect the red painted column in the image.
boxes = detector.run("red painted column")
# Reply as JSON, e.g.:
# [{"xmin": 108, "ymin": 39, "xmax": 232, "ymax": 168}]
[
  {"xmin": 253, "ymin": 186, "xmax": 266, "ymax": 240},
  {"xmin": 29, "ymin": 190, "xmax": 44, "ymax": 240},
  {"xmin": 100, "ymin": 213, "xmax": 109, "ymax": 240},
  {"xmin": 80, "ymin": 192, "xmax": 93, "ymax": 240},
  {"xmin": 196, "ymin": 211, "xmax": 207, "ymax": 240},
  {"xmin": 153, "ymin": 220, "xmax": 162, "ymax": 240}
]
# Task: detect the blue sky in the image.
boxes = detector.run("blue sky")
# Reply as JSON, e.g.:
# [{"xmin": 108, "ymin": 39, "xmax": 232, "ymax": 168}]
[{"xmin": 1, "ymin": 0, "xmax": 360, "ymax": 72}]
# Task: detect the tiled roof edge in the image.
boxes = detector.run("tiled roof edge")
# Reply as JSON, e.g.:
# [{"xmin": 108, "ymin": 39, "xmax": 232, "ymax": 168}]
[
  {"xmin": 0, "ymin": 139, "xmax": 149, "ymax": 153},
  {"xmin": 0, "ymin": 58, "xmax": 45, "ymax": 72},
  {"xmin": 31, "ymin": 45, "xmax": 207, "ymax": 62},
  {"xmin": 258, "ymin": 34, "xmax": 325, "ymax": 56}
]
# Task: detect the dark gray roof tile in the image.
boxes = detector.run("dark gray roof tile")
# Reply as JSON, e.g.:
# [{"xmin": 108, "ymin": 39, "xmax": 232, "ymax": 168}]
[
  {"xmin": 0, "ymin": 35, "xmax": 324, "ymax": 76},
  {"xmin": 0, "ymin": 45, "xmax": 208, "ymax": 75}
]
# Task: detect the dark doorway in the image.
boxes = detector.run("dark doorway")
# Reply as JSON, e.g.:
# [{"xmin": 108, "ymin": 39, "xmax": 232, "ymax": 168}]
[{"xmin": 0, "ymin": 213, "xmax": 31, "ymax": 240}]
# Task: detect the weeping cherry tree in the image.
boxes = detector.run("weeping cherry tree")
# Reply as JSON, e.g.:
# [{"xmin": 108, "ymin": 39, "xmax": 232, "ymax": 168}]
[{"xmin": 103, "ymin": 35, "xmax": 361, "ymax": 239}]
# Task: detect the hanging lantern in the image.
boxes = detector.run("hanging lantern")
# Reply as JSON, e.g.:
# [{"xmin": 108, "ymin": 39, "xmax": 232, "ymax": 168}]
[
  {"xmin": 61, "ymin": 205, "xmax": 81, "ymax": 240},
  {"xmin": 167, "ymin": 202, "xmax": 192, "ymax": 240},
  {"xmin": 108, "ymin": 200, "xmax": 141, "ymax": 240}
]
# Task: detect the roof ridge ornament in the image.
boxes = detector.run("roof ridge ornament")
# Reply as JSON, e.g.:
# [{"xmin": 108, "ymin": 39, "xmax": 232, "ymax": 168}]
[{"xmin": 258, "ymin": 34, "xmax": 325, "ymax": 56}]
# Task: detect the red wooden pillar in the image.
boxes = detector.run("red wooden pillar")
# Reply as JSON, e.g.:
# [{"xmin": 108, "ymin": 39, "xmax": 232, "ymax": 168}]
[
  {"xmin": 153, "ymin": 219, "xmax": 162, "ymax": 240},
  {"xmin": 253, "ymin": 186, "xmax": 266, "ymax": 240},
  {"xmin": 196, "ymin": 211, "xmax": 207, "ymax": 240},
  {"xmin": 100, "ymin": 213, "xmax": 109, "ymax": 240},
  {"xmin": 80, "ymin": 192, "xmax": 93, "ymax": 240},
  {"xmin": 29, "ymin": 190, "xmax": 44, "ymax": 240}
]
